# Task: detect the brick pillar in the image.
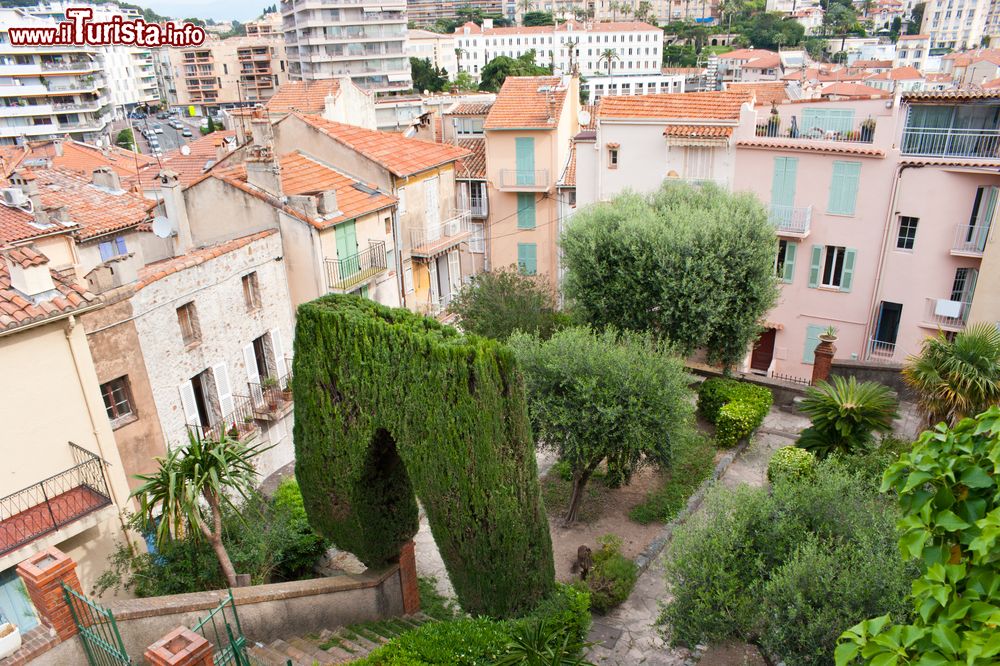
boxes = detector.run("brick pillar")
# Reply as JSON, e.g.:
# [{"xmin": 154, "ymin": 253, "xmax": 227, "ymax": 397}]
[
  {"xmin": 16, "ymin": 547, "xmax": 83, "ymax": 641},
  {"xmin": 398, "ymin": 540, "xmax": 420, "ymax": 615},
  {"xmin": 144, "ymin": 627, "xmax": 214, "ymax": 666},
  {"xmin": 811, "ymin": 339, "xmax": 836, "ymax": 385}
]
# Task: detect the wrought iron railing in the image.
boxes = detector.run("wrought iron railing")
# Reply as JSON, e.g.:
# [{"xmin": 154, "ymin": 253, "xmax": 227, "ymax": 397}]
[
  {"xmin": 248, "ymin": 370, "xmax": 293, "ymax": 413},
  {"xmin": 769, "ymin": 204, "xmax": 812, "ymax": 236},
  {"xmin": 755, "ymin": 117, "xmax": 876, "ymax": 143},
  {"xmin": 324, "ymin": 240, "xmax": 387, "ymax": 292},
  {"xmin": 952, "ymin": 223, "xmax": 991, "ymax": 255},
  {"xmin": 901, "ymin": 126, "xmax": 1000, "ymax": 158},
  {"xmin": 498, "ymin": 168, "xmax": 550, "ymax": 189},
  {"xmin": 186, "ymin": 395, "xmax": 259, "ymax": 443},
  {"xmin": 0, "ymin": 443, "xmax": 111, "ymax": 556},
  {"xmin": 865, "ymin": 338, "xmax": 898, "ymax": 363},
  {"xmin": 924, "ymin": 297, "xmax": 972, "ymax": 329},
  {"xmin": 770, "ymin": 371, "xmax": 813, "ymax": 386}
]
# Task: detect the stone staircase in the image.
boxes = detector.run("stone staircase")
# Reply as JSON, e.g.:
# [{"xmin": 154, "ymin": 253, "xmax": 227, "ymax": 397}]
[{"xmin": 247, "ymin": 612, "xmax": 437, "ymax": 665}]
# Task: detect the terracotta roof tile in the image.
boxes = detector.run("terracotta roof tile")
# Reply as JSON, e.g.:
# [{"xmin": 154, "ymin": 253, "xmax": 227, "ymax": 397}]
[
  {"xmin": 6, "ymin": 245, "xmax": 47, "ymax": 268},
  {"xmin": 726, "ymin": 82, "xmax": 789, "ymax": 106},
  {"xmin": 485, "ymin": 76, "xmax": 568, "ymax": 130},
  {"xmin": 903, "ymin": 89, "xmax": 1000, "ymax": 101},
  {"xmin": 30, "ymin": 140, "xmax": 156, "ymax": 178},
  {"xmin": 450, "ymin": 102, "xmax": 493, "ymax": 116},
  {"xmin": 290, "ymin": 114, "xmax": 470, "ymax": 177},
  {"xmin": 580, "ymin": 104, "xmax": 597, "ymax": 130},
  {"xmin": 456, "ymin": 138, "xmax": 486, "ymax": 179},
  {"xmin": 851, "ymin": 59, "xmax": 893, "ymax": 68},
  {"xmin": 0, "ymin": 201, "xmax": 58, "ymax": 244},
  {"xmin": 718, "ymin": 48, "xmax": 778, "ymax": 61},
  {"xmin": 265, "ymin": 80, "xmax": 344, "ymax": 115},
  {"xmin": 737, "ymin": 138, "xmax": 885, "ymax": 157},
  {"xmin": 0, "ymin": 255, "xmax": 99, "ymax": 332},
  {"xmin": 0, "ymin": 145, "xmax": 30, "ymax": 178},
  {"xmin": 136, "ymin": 230, "xmax": 277, "ymax": 289},
  {"xmin": 24, "ymin": 167, "xmax": 150, "ymax": 240},
  {"xmin": 559, "ymin": 141, "xmax": 577, "ymax": 187},
  {"xmin": 820, "ymin": 82, "xmax": 890, "ymax": 98},
  {"xmin": 129, "ymin": 130, "xmax": 238, "ymax": 190},
  {"xmin": 598, "ymin": 90, "xmax": 751, "ymax": 120},
  {"xmin": 664, "ymin": 125, "xmax": 733, "ymax": 138}
]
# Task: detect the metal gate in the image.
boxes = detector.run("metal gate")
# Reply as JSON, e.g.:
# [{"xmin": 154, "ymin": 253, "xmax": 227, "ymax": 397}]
[
  {"xmin": 62, "ymin": 582, "xmax": 131, "ymax": 666},
  {"xmin": 193, "ymin": 590, "xmax": 250, "ymax": 666}
]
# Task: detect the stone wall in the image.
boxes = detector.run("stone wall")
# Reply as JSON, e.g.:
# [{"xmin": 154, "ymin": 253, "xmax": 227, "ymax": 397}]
[
  {"xmin": 830, "ymin": 359, "xmax": 916, "ymax": 401},
  {"xmin": 686, "ymin": 366, "xmax": 808, "ymax": 409}
]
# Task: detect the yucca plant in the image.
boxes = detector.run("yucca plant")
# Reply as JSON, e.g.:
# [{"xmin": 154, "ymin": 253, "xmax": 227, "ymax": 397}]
[
  {"xmin": 797, "ymin": 376, "xmax": 897, "ymax": 458},
  {"xmin": 493, "ymin": 620, "xmax": 595, "ymax": 666},
  {"xmin": 132, "ymin": 430, "xmax": 270, "ymax": 587},
  {"xmin": 902, "ymin": 322, "xmax": 1000, "ymax": 427}
]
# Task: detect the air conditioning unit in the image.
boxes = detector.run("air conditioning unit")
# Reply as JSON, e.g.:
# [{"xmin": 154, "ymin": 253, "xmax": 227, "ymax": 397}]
[{"xmin": 0, "ymin": 188, "xmax": 29, "ymax": 208}]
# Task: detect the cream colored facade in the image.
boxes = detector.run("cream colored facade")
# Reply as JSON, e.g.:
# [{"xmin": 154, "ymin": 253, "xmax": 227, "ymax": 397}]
[
  {"xmin": 922, "ymin": 0, "xmax": 992, "ymax": 50},
  {"xmin": 407, "ymin": 30, "xmax": 459, "ymax": 80}
]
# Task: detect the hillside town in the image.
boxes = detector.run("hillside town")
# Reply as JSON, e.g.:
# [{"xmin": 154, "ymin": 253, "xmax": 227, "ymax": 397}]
[{"xmin": 1, "ymin": 0, "xmax": 1000, "ymax": 665}]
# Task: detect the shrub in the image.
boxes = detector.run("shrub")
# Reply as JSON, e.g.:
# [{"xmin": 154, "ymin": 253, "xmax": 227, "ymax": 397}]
[
  {"xmin": 522, "ymin": 584, "xmax": 592, "ymax": 646},
  {"xmin": 797, "ymin": 377, "xmax": 897, "ymax": 458},
  {"xmin": 663, "ymin": 461, "xmax": 914, "ymax": 665},
  {"xmin": 579, "ymin": 535, "xmax": 638, "ymax": 614},
  {"xmin": 447, "ymin": 267, "xmax": 567, "ymax": 341},
  {"xmin": 697, "ymin": 378, "xmax": 772, "ymax": 447},
  {"xmin": 629, "ymin": 431, "xmax": 716, "ymax": 524},
  {"xmin": 270, "ymin": 478, "xmax": 329, "ymax": 581},
  {"xmin": 767, "ymin": 446, "xmax": 817, "ymax": 484}
]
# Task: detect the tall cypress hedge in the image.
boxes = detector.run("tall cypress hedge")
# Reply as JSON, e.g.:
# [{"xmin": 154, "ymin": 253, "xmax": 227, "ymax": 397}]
[{"xmin": 292, "ymin": 294, "xmax": 555, "ymax": 617}]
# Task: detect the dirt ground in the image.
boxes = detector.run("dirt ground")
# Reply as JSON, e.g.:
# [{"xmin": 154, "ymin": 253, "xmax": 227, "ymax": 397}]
[
  {"xmin": 544, "ymin": 466, "xmax": 667, "ymax": 582},
  {"xmin": 697, "ymin": 642, "xmax": 768, "ymax": 666}
]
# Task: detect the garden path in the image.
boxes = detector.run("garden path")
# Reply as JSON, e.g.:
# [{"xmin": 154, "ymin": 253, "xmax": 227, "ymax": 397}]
[{"xmin": 585, "ymin": 407, "xmax": 810, "ymax": 665}]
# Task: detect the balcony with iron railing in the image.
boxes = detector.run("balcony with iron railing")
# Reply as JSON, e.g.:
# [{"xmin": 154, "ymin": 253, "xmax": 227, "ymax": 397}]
[
  {"xmin": 186, "ymin": 395, "xmax": 260, "ymax": 443},
  {"xmin": 248, "ymin": 370, "xmax": 293, "ymax": 420},
  {"xmin": 921, "ymin": 297, "xmax": 973, "ymax": 331},
  {"xmin": 324, "ymin": 239, "xmax": 387, "ymax": 292},
  {"xmin": 410, "ymin": 211, "xmax": 472, "ymax": 258},
  {"xmin": 497, "ymin": 169, "xmax": 550, "ymax": 192},
  {"xmin": 417, "ymin": 292, "xmax": 454, "ymax": 318},
  {"xmin": 769, "ymin": 203, "xmax": 812, "ymax": 237},
  {"xmin": 0, "ymin": 443, "xmax": 112, "ymax": 557},
  {"xmin": 864, "ymin": 338, "xmax": 898, "ymax": 364},
  {"xmin": 901, "ymin": 125, "xmax": 1000, "ymax": 159},
  {"xmin": 755, "ymin": 116, "xmax": 876, "ymax": 144},
  {"xmin": 952, "ymin": 223, "xmax": 991, "ymax": 257}
]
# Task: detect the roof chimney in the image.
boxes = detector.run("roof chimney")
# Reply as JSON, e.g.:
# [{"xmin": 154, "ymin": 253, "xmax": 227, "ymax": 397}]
[
  {"xmin": 52, "ymin": 139, "xmax": 64, "ymax": 157},
  {"xmin": 158, "ymin": 169, "xmax": 194, "ymax": 254},
  {"xmin": 91, "ymin": 166, "xmax": 122, "ymax": 192},
  {"xmin": 245, "ymin": 109, "xmax": 282, "ymax": 195},
  {"xmin": 286, "ymin": 194, "xmax": 318, "ymax": 220},
  {"xmin": 317, "ymin": 190, "xmax": 339, "ymax": 217},
  {"xmin": 2, "ymin": 246, "xmax": 56, "ymax": 300}
]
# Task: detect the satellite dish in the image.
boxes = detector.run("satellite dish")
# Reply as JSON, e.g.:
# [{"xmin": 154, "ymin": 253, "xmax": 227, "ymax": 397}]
[
  {"xmin": 180, "ymin": 145, "xmax": 191, "ymax": 156},
  {"xmin": 151, "ymin": 216, "xmax": 174, "ymax": 239},
  {"xmin": 578, "ymin": 109, "xmax": 591, "ymax": 126}
]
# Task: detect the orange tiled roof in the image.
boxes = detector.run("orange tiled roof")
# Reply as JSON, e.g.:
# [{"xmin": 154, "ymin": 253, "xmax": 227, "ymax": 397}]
[
  {"xmin": 737, "ymin": 138, "xmax": 885, "ymax": 157},
  {"xmin": 820, "ymin": 82, "xmax": 889, "ymax": 98},
  {"xmin": 6, "ymin": 245, "xmax": 47, "ymax": 268},
  {"xmin": 898, "ymin": 34, "xmax": 929, "ymax": 40},
  {"xmin": 580, "ymin": 104, "xmax": 597, "ymax": 130},
  {"xmin": 30, "ymin": 140, "xmax": 156, "ymax": 178},
  {"xmin": 718, "ymin": 48, "xmax": 778, "ymax": 61},
  {"xmin": 904, "ymin": 89, "xmax": 1000, "ymax": 101},
  {"xmin": 265, "ymin": 80, "xmax": 344, "ymax": 115},
  {"xmin": 0, "ymin": 257, "xmax": 99, "ymax": 332},
  {"xmin": 291, "ymin": 114, "xmax": 470, "ymax": 177},
  {"xmin": 450, "ymin": 102, "xmax": 493, "ymax": 116},
  {"xmin": 851, "ymin": 59, "xmax": 893, "ymax": 68},
  {"xmin": 0, "ymin": 201, "xmax": 59, "ymax": 244},
  {"xmin": 0, "ymin": 145, "xmax": 30, "ymax": 177},
  {"xmin": 456, "ymin": 139, "xmax": 486, "ymax": 179},
  {"xmin": 137, "ymin": 230, "xmax": 277, "ymax": 290},
  {"xmin": 726, "ymin": 82, "xmax": 789, "ymax": 106},
  {"xmin": 130, "ymin": 130, "xmax": 238, "ymax": 190},
  {"xmin": 485, "ymin": 76, "xmax": 568, "ymax": 130},
  {"xmin": 598, "ymin": 91, "xmax": 751, "ymax": 121},
  {"xmin": 559, "ymin": 141, "xmax": 577, "ymax": 187},
  {"xmin": 983, "ymin": 77, "xmax": 1000, "ymax": 88},
  {"xmin": 925, "ymin": 72, "xmax": 954, "ymax": 82},
  {"xmin": 664, "ymin": 125, "xmax": 734, "ymax": 138},
  {"xmin": 27, "ymin": 167, "xmax": 150, "ymax": 240}
]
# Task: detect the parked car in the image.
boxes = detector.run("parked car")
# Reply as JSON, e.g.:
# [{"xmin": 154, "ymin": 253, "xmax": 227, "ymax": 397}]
[
  {"xmin": 154, "ymin": 127, "xmax": 164, "ymax": 134},
  {"xmin": 181, "ymin": 129, "xmax": 193, "ymax": 137}
]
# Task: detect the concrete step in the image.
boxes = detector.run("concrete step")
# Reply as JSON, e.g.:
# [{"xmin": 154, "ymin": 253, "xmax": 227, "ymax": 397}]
[
  {"xmin": 248, "ymin": 645, "xmax": 292, "ymax": 666},
  {"xmin": 288, "ymin": 636, "xmax": 340, "ymax": 664},
  {"xmin": 269, "ymin": 638, "xmax": 314, "ymax": 665}
]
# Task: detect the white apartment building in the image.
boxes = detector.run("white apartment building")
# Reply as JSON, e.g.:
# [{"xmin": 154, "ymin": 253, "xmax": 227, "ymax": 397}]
[
  {"xmin": 407, "ymin": 29, "xmax": 458, "ymax": 80},
  {"xmin": 455, "ymin": 20, "xmax": 676, "ymax": 98},
  {"xmin": 922, "ymin": 0, "xmax": 992, "ymax": 50},
  {"xmin": 895, "ymin": 34, "xmax": 931, "ymax": 71},
  {"xmin": 281, "ymin": 0, "xmax": 411, "ymax": 93},
  {"xmin": 0, "ymin": 8, "xmax": 112, "ymax": 145}
]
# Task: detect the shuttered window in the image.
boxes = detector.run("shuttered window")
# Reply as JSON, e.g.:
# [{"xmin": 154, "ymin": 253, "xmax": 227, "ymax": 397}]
[
  {"xmin": 517, "ymin": 243, "xmax": 537, "ymax": 275},
  {"xmin": 828, "ymin": 161, "xmax": 861, "ymax": 216}
]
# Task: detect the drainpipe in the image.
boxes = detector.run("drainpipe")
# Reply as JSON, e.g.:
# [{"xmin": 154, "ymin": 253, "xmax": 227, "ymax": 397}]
[{"xmin": 393, "ymin": 177, "xmax": 406, "ymax": 307}]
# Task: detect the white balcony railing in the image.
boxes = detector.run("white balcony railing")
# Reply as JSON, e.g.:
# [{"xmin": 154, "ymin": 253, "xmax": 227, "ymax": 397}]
[
  {"xmin": 952, "ymin": 223, "xmax": 990, "ymax": 256},
  {"xmin": 498, "ymin": 169, "xmax": 550, "ymax": 191},
  {"xmin": 901, "ymin": 127, "xmax": 1000, "ymax": 159},
  {"xmin": 865, "ymin": 338, "xmax": 898, "ymax": 363},
  {"xmin": 410, "ymin": 210, "xmax": 472, "ymax": 256},
  {"xmin": 923, "ymin": 297, "xmax": 972, "ymax": 330},
  {"xmin": 769, "ymin": 204, "xmax": 812, "ymax": 237}
]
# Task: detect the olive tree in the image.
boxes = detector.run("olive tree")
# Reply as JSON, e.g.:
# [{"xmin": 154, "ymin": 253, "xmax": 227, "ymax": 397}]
[
  {"xmin": 509, "ymin": 326, "xmax": 694, "ymax": 524},
  {"xmin": 561, "ymin": 182, "xmax": 779, "ymax": 369},
  {"xmin": 448, "ymin": 267, "xmax": 565, "ymax": 341}
]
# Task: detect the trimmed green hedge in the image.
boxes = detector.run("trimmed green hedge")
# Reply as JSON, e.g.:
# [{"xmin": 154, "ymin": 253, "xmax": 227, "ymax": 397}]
[
  {"xmin": 697, "ymin": 378, "xmax": 772, "ymax": 447},
  {"xmin": 357, "ymin": 584, "xmax": 591, "ymax": 665},
  {"xmin": 292, "ymin": 294, "xmax": 554, "ymax": 617},
  {"xmin": 766, "ymin": 446, "xmax": 817, "ymax": 484}
]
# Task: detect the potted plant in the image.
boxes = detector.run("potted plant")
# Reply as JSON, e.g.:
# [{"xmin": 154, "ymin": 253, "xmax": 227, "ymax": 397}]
[
  {"xmin": 262, "ymin": 376, "xmax": 280, "ymax": 410},
  {"xmin": 860, "ymin": 116, "xmax": 876, "ymax": 142},
  {"xmin": 819, "ymin": 325, "xmax": 838, "ymax": 343},
  {"xmin": 227, "ymin": 424, "xmax": 240, "ymax": 439},
  {"xmin": 767, "ymin": 109, "xmax": 781, "ymax": 137},
  {"xmin": 0, "ymin": 614, "xmax": 21, "ymax": 660}
]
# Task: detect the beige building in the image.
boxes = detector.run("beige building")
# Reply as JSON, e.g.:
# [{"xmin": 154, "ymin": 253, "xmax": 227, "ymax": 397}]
[
  {"xmin": 167, "ymin": 34, "xmax": 289, "ymax": 114},
  {"xmin": 483, "ymin": 75, "xmax": 580, "ymax": 292},
  {"xmin": 407, "ymin": 29, "xmax": 459, "ymax": 80},
  {"xmin": 923, "ymin": 0, "xmax": 992, "ymax": 50}
]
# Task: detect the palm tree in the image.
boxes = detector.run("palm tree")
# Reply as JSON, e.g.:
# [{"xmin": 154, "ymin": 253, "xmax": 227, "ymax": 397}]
[
  {"xmin": 132, "ymin": 431, "xmax": 270, "ymax": 587},
  {"xmin": 903, "ymin": 323, "xmax": 1000, "ymax": 426},
  {"xmin": 518, "ymin": 0, "xmax": 534, "ymax": 22},
  {"xmin": 598, "ymin": 48, "xmax": 620, "ymax": 78},
  {"xmin": 797, "ymin": 376, "xmax": 898, "ymax": 458}
]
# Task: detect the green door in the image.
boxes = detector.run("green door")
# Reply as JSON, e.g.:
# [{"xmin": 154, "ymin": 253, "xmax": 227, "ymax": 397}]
[
  {"xmin": 771, "ymin": 157, "xmax": 797, "ymax": 207},
  {"xmin": 335, "ymin": 220, "xmax": 359, "ymax": 280},
  {"xmin": 515, "ymin": 137, "xmax": 535, "ymax": 186}
]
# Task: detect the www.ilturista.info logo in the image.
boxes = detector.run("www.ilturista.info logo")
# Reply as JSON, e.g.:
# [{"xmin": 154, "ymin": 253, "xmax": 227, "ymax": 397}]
[{"xmin": 8, "ymin": 7, "xmax": 206, "ymax": 47}]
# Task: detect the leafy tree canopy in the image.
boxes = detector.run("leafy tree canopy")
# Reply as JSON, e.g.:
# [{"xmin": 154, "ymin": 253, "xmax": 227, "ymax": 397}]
[
  {"xmin": 523, "ymin": 10, "xmax": 555, "ymax": 26},
  {"xmin": 410, "ymin": 57, "xmax": 448, "ymax": 92},
  {"xmin": 561, "ymin": 182, "xmax": 779, "ymax": 369},
  {"xmin": 448, "ymin": 267, "xmax": 567, "ymax": 341},
  {"xmin": 478, "ymin": 51, "xmax": 552, "ymax": 91}
]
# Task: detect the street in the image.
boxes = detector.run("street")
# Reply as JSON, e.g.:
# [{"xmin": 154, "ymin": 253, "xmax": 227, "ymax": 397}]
[{"xmin": 111, "ymin": 114, "xmax": 204, "ymax": 157}]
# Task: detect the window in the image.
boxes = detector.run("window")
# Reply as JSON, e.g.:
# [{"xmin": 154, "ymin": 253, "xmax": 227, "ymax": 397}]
[
  {"xmin": 242, "ymin": 272, "xmax": 261, "ymax": 310},
  {"xmin": 454, "ymin": 117, "xmax": 484, "ymax": 136},
  {"xmin": 808, "ymin": 244, "xmax": 856, "ymax": 292},
  {"xmin": 775, "ymin": 240, "xmax": 796, "ymax": 283},
  {"xmin": 822, "ymin": 245, "xmax": 846, "ymax": 287},
  {"xmin": 896, "ymin": 216, "xmax": 918, "ymax": 250},
  {"xmin": 176, "ymin": 302, "xmax": 201, "ymax": 345},
  {"xmin": 470, "ymin": 222, "xmax": 485, "ymax": 253},
  {"xmin": 386, "ymin": 248, "xmax": 395, "ymax": 271},
  {"xmin": 517, "ymin": 242, "xmax": 537, "ymax": 275},
  {"xmin": 98, "ymin": 236, "xmax": 128, "ymax": 261},
  {"xmin": 827, "ymin": 161, "xmax": 861, "ymax": 215},
  {"xmin": 951, "ymin": 266, "xmax": 978, "ymax": 303},
  {"xmin": 608, "ymin": 147, "xmax": 619, "ymax": 168},
  {"xmin": 397, "ymin": 187, "xmax": 406, "ymax": 215},
  {"xmin": 517, "ymin": 192, "xmax": 536, "ymax": 229},
  {"xmin": 101, "ymin": 377, "xmax": 134, "ymax": 424}
]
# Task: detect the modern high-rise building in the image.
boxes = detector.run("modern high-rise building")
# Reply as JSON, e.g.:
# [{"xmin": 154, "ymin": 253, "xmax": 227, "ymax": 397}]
[
  {"xmin": 406, "ymin": 0, "xmax": 505, "ymax": 26},
  {"xmin": 280, "ymin": 0, "xmax": 412, "ymax": 93},
  {"xmin": 0, "ymin": 8, "xmax": 113, "ymax": 145},
  {"xmin": 922, "ymin": 0, "xmax": 992, "ymax": 50}
]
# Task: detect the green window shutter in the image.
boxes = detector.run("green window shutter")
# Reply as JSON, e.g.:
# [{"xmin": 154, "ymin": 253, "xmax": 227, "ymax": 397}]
[
  {"xmin": 770, "ymin": 157, "xmax": 797, "ymax": 207},
  {"xmin": 803, "ymin": 324, "xmax": 825, "ymax": 364},
  {"xmin": 517, "ymin": 243, "xmax": 537, "ymax": 275},
  {"xmin": 840, "ymin": 248, "xmax": 857, "ymax": 292},
  {"xmin": 808, "ymin": 245, "xmax": 822, "ymax": 288},
  {"xmin": 359, "ymin": 284, "xmax": 369, "ymax": 299},
  {"xmin": 334, "ymin": 220, "xmax": 357, "ymax": 259},
  {"xmin": 828, "ymin": 161, "xmax": 861, "ymax": 215},
  {"xmin": 517, "ymin": 192, "xmax": 536, "ymax": 229},
  {"xmin": 782, "ymin": 241, "xmax": 797, "ymax": 284},
  {"xmin": 802, "ymin": 108, "xmax": 855, "ymax": 134},
  {"xmin": 515, "ymin": 137, "xmax": 535, "ymax": 185}
]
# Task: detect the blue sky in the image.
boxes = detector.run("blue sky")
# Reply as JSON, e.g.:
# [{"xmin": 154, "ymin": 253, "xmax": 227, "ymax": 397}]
[{"xmin": 141, "ymin": 0, "xmax": 272, "ymax": 22}]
